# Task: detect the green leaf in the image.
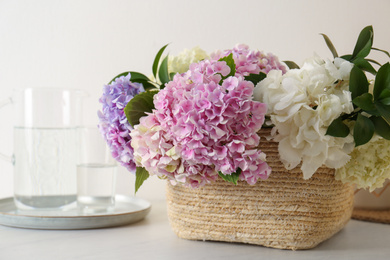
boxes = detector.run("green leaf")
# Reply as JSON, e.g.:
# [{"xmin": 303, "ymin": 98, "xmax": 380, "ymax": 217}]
[
  {"xmin": 340, "ymin": 54, "xmax": 353, "ymax": 61},
  {"xmin": 375, "ymin": 101, "xmax": 390, "ymax": 125},
  {"xmin": 283, "ymin": 60, "xmax": 300, "ymax": 69},
  {"xmin": 135, "ymin": 167, "xmax": 150, "ymax": 194},
  {"xmin": 353, "ymin": 93, "xmax": 375, "ymax": 111},
  {"xmin": 353, "ymin": 58, "xmax": 377, "ymax": 75},
  {"xmin": 349, "ymin": 66, "xmax": 369, "ymax": 100},
  {"xmin": 125, "ymin": 72, "xmax": 158, "ymax": 91},
  {"xmin": 380, "ymin": 97, "xmax": 390, "ymax": 105},
  {"xmin": 133, "ymin": 79, "xmax": 157, "ymax": 91},
  {"xmin": 152, "ymin": 44, "xmax": 169, "ymax": 78},
  {"xmin": 366, "ymin": 59, "xmax": 382, "ymax": 67},
  {"xmin": 353, "ymin": 114, "xmax": 375, "ymax": 146},
  {"xmin": 370, "ymin": 116, "xmax": 390, "ymax": 140},
  {"xmin": 244, "ymin": 72, "xmax": 266, "ymax": 85},
  {"xmin": 372, "ymin": 47, "xmax": 390, "ymax": 59},
  {"xmin": 158, "ymin": 55, "xmax": 170, "ymax": 87},
  {"xmin": 218, "ymin": 53, "xmax": 236, "ymax": 81},
  {"xmin": 129, "ymin": 72, "xmax": 151, "ymax": 82},
  {"xmin": 169, "ymin": 72, "xmax": 176, "ymax": 81},
  {"xmin": 352, "ymin": 25, "xmax": 373, "ymax": 60},
  {"xmin": 218, "ymin": 168, "xmax": 241, "ymax": 185},
  {"xmin": 378, "ymin": 88, "xmax": 390, "ymax": 102},
  {"xmin": 320, "ymin": 33, "xmax": 339, "ymax": 58},
  {"xmin": 124, "ymin": 91, "xmax": 157, "ymax": 127},
  {"xmin": 326, "ymin": 117, "xmax": 350, "ymax": 137},
  {"xmin": 373, "ymin": 63, "xmax": 390, "ymax": 101}
]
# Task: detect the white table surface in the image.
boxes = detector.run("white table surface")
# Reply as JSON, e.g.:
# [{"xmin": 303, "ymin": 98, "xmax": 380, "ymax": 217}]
[{"xmin": 0, "ymin": 199, "xmax": 389, "ymax": 260}]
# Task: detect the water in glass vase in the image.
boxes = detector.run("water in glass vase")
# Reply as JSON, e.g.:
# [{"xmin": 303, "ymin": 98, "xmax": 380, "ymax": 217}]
[{"xmin": 13, "ymin": 127, "xmax": 77, "ymax": 210}]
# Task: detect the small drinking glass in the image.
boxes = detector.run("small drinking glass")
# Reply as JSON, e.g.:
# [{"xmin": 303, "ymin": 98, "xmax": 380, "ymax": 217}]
[{"xmin": 77, "ymin": 126, "xmax": 117, "ymax": 214}]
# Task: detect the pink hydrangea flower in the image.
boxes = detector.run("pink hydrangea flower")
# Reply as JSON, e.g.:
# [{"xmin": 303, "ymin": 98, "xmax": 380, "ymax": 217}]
[
  {"xmin": 131, "ymin": 59, "xmax": 271, "ymax": 187},
  {"xmin": 211, "ymin": 44, "xmax": 287, "ymax": 76}
]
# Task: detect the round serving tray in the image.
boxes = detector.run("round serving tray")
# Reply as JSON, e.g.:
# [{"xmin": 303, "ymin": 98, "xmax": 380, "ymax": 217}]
[{"xmin": 0, "ymin": 195, "xmax": 151, "ymax": 230}]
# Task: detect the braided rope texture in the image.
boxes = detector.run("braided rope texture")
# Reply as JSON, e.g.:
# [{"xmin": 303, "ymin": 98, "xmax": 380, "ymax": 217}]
[{"xmin": 166, "ymin": 129, "xmax": 354, "ymax": 250}]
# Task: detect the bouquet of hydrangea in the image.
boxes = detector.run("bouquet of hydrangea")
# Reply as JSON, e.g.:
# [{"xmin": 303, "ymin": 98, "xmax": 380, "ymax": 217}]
[{"xmin": 98, "ymin": 26, "xmax": 390, "ymax": 194}]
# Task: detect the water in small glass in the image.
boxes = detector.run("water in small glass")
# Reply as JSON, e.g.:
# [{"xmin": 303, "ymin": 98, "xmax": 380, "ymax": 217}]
[{"xmin": 77, "ymin": 163, "xmax": 117, "ymax": 214}]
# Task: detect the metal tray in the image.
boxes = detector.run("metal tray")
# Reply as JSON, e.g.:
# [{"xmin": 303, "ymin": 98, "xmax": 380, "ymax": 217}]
[{"xmin": 0, "ymin": 195, "xmax": 151, "ymax": 230}]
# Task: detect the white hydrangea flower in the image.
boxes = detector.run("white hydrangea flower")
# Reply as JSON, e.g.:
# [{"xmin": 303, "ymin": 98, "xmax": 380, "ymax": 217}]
[
  {"xmin": 168, "ymin": 46, "xmax": 209, "ymax": 74},
  {"xmin": 254, "ymin": 56, "xmax": 355, "ymax": 179},
  {"xmin": 316, "ymin": 90, "xmax": 353, "ymax": 126},
  {"xmin": 325, "ymin": 57, "xmax": 354, "ymax": 81},
  {"xmin": 336, "ymin": 136, "xmax": 390, "ymax": 191}
]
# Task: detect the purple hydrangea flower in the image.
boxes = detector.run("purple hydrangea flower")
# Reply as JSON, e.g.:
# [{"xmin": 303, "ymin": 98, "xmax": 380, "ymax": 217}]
[{"xmin": 98, "ymin": 73, "xmax": 144, "ymax": 172}]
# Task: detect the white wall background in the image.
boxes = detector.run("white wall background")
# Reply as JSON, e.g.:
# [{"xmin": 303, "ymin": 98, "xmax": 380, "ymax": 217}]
[{"xmin": 0, "ymin": 0, "xmax": 389, "ymax": 201}]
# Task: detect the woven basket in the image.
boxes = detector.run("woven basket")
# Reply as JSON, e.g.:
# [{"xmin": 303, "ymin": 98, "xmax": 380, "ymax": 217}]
[{"xmin": 166, "ymin": 129, "xmax": 354, "ymax": 250}]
